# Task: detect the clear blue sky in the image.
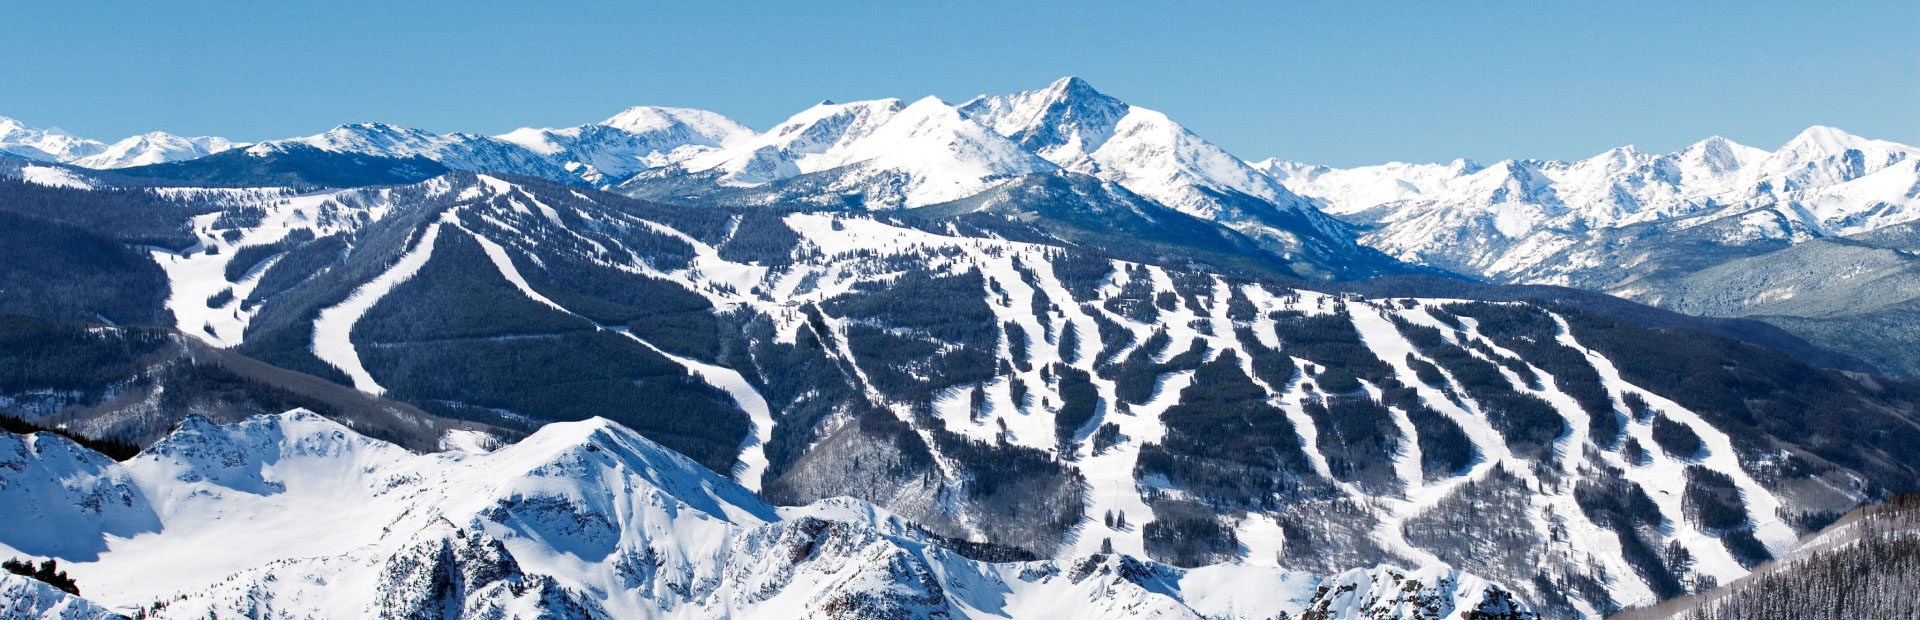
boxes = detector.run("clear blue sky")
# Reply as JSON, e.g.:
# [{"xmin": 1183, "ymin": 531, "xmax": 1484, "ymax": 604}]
[{"xmin": 3, "ymin": 1, "xmax": 1914, "ymax": 167}]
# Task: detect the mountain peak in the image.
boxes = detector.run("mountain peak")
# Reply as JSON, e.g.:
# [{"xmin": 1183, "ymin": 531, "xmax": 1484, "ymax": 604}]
[
  {"xmin": 0, "ymin": 116, "xmax": 107, "ymax": 162},
  {"xmin": 1690, "ymin": 135, "xmax": 1737, "ymax": 149},
  {"xmin": 598, "ymin": 106, "xmax": 757, "ymax": 147},
  {"xmin": 1784, "ymin": 125, "xmax": 1866, "ymax": 153},
  {"xmin": 1048, "ymin": 75, "xmax": 1101, "ymax": 96},
  {"xmin": 956, "ymin": 77, "xmax": 1131, "ymax": 165},
  {"xmin": 331, "ymin": 121, "xmax": 418, "ymax": 134},
  {"xmin": 1675, "ymin": 135, "xmax": 1764, "ymax": 175}
]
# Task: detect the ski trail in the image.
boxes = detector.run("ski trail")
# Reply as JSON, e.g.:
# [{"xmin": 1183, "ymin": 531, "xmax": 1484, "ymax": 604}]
[
  {"xmin": 460, "ymin": 219, "xmax": 776, "ymax": 492},
  {"xmin": 1554, "ymin": 312, "xmax": 1797, "ymax": 583},
  {"xmin": 310, "ymin": 218, "xmax": 446, "ymax": 395}
]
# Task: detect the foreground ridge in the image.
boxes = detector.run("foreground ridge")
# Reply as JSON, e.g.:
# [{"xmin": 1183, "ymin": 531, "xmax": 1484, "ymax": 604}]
[{"xmin": 0, "ymin": 411, "xmax": 1535, "ymax": 620}]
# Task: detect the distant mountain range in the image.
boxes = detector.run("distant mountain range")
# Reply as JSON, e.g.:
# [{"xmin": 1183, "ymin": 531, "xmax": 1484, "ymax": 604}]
[
  {"xmin": 0, "ymin": 78, "xmax": 1413, "ymax": 281},
  {"xmin": 0, "ymin": 116, "xmax": 243, "ymax": 168},
  {"xmin": 12, "ymin": 86, "xmax": 1918, "ymax": 375},
  {"xmin": 1255, "ymin": 127, "xmax": 1920, "ymax": 375}
]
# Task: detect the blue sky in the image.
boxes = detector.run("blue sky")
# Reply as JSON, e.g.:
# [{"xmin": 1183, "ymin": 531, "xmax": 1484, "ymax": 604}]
[{"xmin": 3, "ymin": 1, "xmax": 1913, "ymax": 167}]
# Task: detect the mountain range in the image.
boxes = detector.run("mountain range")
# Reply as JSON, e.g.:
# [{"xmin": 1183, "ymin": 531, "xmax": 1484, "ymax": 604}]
[
  {"xmin": 4, "ymin": 78, "xmax": 1920, "ymax": 619},
  {"xmin": 14, "ymin": 83, "xmax": 1920, "ymax": 377},
  {"xmin": 1255, "ymin": 127, "xmax": 1920, "ymax": 375}
]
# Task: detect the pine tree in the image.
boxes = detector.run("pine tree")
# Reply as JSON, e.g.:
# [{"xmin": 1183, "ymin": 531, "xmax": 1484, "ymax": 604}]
[{"xmin": 4, "ymin": 557, "xmax": 79, "ymax": 595}]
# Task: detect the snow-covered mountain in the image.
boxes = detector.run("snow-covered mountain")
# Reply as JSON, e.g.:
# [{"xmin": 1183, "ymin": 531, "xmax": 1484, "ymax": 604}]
[
  {"xmin": 624, "ymin": 96, "xmax": 1061, "ymax": 208},
  {"xmin": 247, "ymin": 122, "xmax": 578, "ymax": 182},
  {"xmin": 1255, "ymin": 127, "xmax": 1920, "ymax": 375},
  {"xmin": 12, "ymin": 106, "xmax": 1920, "ymax": 618},
  {"xmin": 600, "ymin": 78, "xmax": 1404, "ymax": 278},
  {"xmin": 959, "ymin": 78, "xmax": 1318, "ymax": 222},
  {"xmin": 0, "ymin": 410, "xmax": 1537, "ymax": 620},
  {"xmin": 497, "ymin": 106, "xmax": 759, "ymax": 183},
  {"xmin": 4, "ymin": 79, "xmax": 1412, "ymax": 279},
  {"xmin": 5, "ymin": 170, "xmax": 1909, "ymax": 617},
  {"xmin": 0, "ymin": 116, "xmax": 108, "ymax": 163},
  {"xmin": 72, "ymin": 132, "xmax": 244, "ymax": 169},
  {"xmin": 0, "ymin": 116, "xmax": 238, "ymax": 169},
  {"xmin": 240, "ymin": 108, "xmax": 763, "ymax": 188},
  {"xmin": 1254, "ymin": 126, "xmax": 1920, "ymax": 283},
  {"xmin": 950, "ymin": 77, "xmax": 1376, "ymax": 277}
]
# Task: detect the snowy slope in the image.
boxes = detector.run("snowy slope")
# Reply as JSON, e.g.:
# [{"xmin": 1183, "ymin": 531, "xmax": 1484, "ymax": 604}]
[
  {"xmin": 952, "ymin": 78, "xmax": 1378, "ymax": 270},
  {"xmin": 249, "ymin": 123, "xmax": 576, "ymax": 181},
  {"xmin": 231, "ymin": 109, "xmax": 762, "ymax": 186},
  {"xmin": 0, "ymin": 116, "xmax": 238, "ymax": 169},
  {"xmin": 1255, "ymin": 126, "xmax": 1920, "ymax": 283},
  {"xmin": 661, "ymin": 96, "xmax": 1060, "ymax": 207},
  {"xmin": 71, "ymin": 132, "xmax": 243, "ymax": 169},
  {"xmin": 599, "ymin": 105, "xmax": 758, "ymax": 148},
  {"xmin": 0, "ymin": 411, "xmax": 1536, "ymax": 620},
  {"xmin": 495, "ymin": 106, "xmax": 758, "ymax": 183},
  {"xmin": 0, "ymin": 574, "xmax": 119, "ymax": 620},
  {"xmin": 0, "ymin": 116, "xmax": 107, "ymax": 163},
  {"xmin": 958, "ymin": 77, "xmax": 1316, "ymax": 220}
]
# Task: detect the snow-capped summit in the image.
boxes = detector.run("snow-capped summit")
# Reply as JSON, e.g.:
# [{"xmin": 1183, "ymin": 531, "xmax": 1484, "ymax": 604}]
[
  {"xmin": 1674, "ymin": 135, "xmax": 1767, "ymax": 177},
  {"xmin": 0, "ymin": 116, "xmax": 238, "ymax": 168},
  {"xmin": 71, "ymin": 132, "xmax": 243, "ymax": 169},
  {"xmin": 1760, "ymin": 125, "xmax": 1914, "ymax": 191},
  {"xmin": 682, "ymin": 98, "xmax": 910, "ymax": 185},
  {"xmin": 493, "ymin": 107, "xmax": 761, "ymax": 183},
  {"xmin": 1256, "ymin": 126, "xmax": 1920, "ymax": 283},
  {"xmin": 252, "ymin": 122, "xmax": 573, "ymax": 180},
  {"xmin": 671, "ymin": 96, "xmax": 1059, "ymax": 207},
  {"xmin": 957, "ymin": 76, "xmax": 1131, "ymax": 171},
  {"xmin": 0, "ymin": 116, "xmax": 107, "ymax": 163},
  {"xmin": 958, "ymin": 78, "xmax": 1318, "ymax": 220},
  {"xmin": 598, "ymin": 105, "xmax": 757, "ymax": 148}
]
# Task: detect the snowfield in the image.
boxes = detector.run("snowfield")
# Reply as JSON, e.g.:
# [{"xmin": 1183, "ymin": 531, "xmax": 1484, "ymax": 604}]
[{"xmin": 0, "ymin": 411, "xmax": 1536, "ymax": 620}]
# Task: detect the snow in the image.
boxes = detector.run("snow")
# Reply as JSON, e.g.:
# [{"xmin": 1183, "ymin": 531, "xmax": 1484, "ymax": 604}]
[
  {"xmin": 310, "ymin": 219, "xmax": 445, "ymax": 395},
  {"xmin": 959, "ymin": 77, "xmax": 1317, "ymax": 223},
  {"xmin": 598, "ymin": 105, "xmax": 759, "ymax": 148},
  {"xmin": 72, "ymin": 132, "xmax": 242, "ymax": 169},
  {"xmin": 1563, "ymin": 317, "xmax": 1798, "ymax": 581},
  {"xmin": 0, "ymin": 573, "xmax": 118, "ymax": 620},
  {"xmin": 497, "ymin": 108, "xmax": 758, "ymax": 181},
  {"xmin": 680, "ymin": 96, "xmax": 1056, "ymax": 207},
  {"xmin": 17, "ymin": 165, "xmax": 91, "ymax": 189},
  {"xmin": 439, "ymin": 428, "xmax": 499, "ymax": 453},
  {"xmin": 0, "ymin": 116, "xmax": 235, "ymax": 170},
  {"xmin": 684, "ymin": 98, "xmax": 907, "ymax": 185},
  {"xmin": 0, "ymin": 410, "xmax": 1532, "ymax": 619},
  {"xmin": 0, "ymin": 116, "xmax": 107, "ymax": 163},
  {"xmin": 36, "ymin": 163, "xmax": 1865, "ymax": 616},
  {"xmin": 1257, "ymin": 125, "xmax": 1917, "ymax": 284},
  {"xmin": 451, "ymin": 198, "xmax": 777, "ymax": 492},
  {"xmin": 250, "ymin": 122, "xmax": 574, "ymax": 181},
  {"xmin": 153, "ymin": 191, "xmax": 341, "ymax": 346}
]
